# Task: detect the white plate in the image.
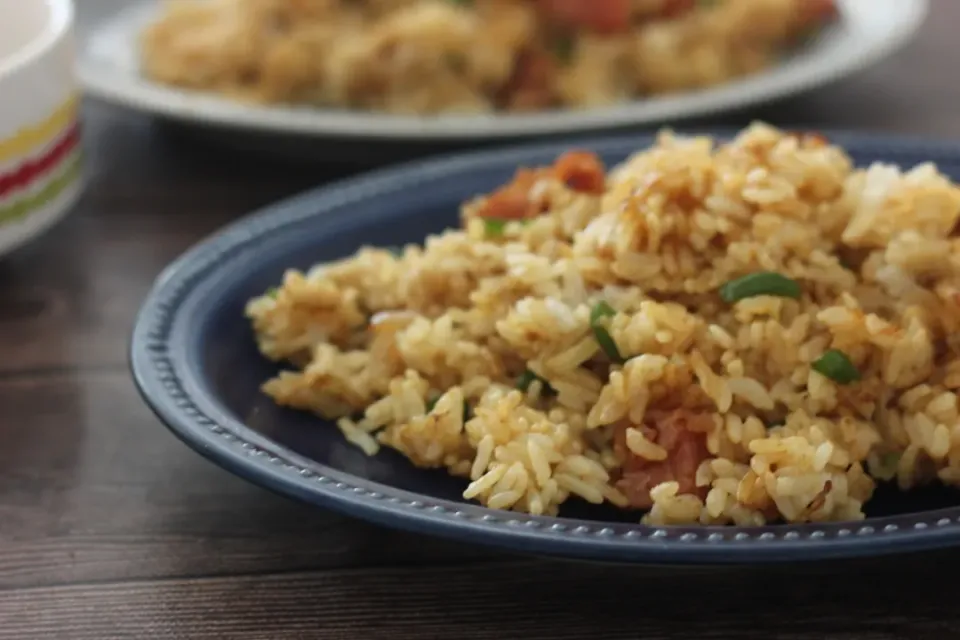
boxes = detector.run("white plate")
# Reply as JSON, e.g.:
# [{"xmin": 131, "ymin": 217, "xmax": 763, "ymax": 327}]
[{"xmin": 78, "ymin": 0, "xmax": 928, "ymax": 142}]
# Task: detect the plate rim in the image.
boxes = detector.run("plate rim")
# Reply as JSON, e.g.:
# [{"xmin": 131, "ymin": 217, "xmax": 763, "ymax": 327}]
[
  {"xmin": 82, "ymin": 0, "xmax": 929, "ymax": 141},
  {"xmin": 131, "ymin": 127, "xmax": 960, "ymax": 564}
]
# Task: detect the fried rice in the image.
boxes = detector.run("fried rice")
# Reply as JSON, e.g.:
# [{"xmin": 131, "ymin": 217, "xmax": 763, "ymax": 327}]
[
  {"xmin": 246, "ymin": 123, "xmax": 960, "ymax": 526},
  {"xmin": 140, "ymin": 0, "xmax": 837, "ymax": 114}
]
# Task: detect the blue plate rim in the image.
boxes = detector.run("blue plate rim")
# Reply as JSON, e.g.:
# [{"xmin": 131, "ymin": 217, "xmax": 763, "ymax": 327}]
[{"xmin": 131, "ymin": 128, "xmax": 960, "ymax": 563}]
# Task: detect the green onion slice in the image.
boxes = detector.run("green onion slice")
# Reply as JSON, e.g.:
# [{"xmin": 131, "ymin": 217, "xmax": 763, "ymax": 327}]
[
  {"xmin": 872, "ymin": 451, "xmax": 901, "ymax": 482},
  {"xmin": 811, "ymin": 349, "xmax": 860, "ymax": 384},
  {"xmin": 517, "ymin": 369, "xmax": 554, "ymax": 394},
  {"xmin": 719, "ymin": 272, "xmax": 802, "ymax": 303},
  {"xmin": 482, "ymin": 218, "xmax": 508, "ymax": 237},
  {"xmin": 427, "ymin": 394, "xmax": 472, "ymax": 421},
  {"xmin": 590, "ymin": 301, "xmax": 625, "ymax": 363},
  {"xmin": 425, "ymin": 394, "xmax": 472, "ymax": 421}
]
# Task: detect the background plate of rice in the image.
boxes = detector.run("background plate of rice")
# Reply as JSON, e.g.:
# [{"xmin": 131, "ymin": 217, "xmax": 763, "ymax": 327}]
[
  {"xmin": 82, "ymin": 0, "xmax": 927, "ymax": 143},
  {"xmin": 133, "ymin": 127, "xmax": 960, "ymax": 564}
]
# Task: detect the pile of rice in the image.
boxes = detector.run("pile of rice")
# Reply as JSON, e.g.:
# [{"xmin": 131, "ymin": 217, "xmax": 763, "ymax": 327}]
[
  {"xmin": 247, "ymin": 123, "xmax": 960, "ymax": 526},
  {"xmin": 140, "ymin": 0, "xmax": 835, "ymax": 114}
]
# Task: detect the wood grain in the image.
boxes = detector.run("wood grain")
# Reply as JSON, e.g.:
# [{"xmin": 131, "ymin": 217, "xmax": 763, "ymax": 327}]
[
  {"xmin": 2, "ymin": 553, "xmax": 960, "ymax": 640},
  {"xmin": 0, "ymin": 370, "xmax": 502, "ymax": 591},
  {"xmin": 2, "ymin": 1, "xmax": 960, "ymax": 637}
]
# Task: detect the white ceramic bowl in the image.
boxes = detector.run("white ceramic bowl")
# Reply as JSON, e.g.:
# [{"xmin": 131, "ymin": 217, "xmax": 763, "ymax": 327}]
[{"xmin": 0, "ymin": 0, "xmax": 80, "ymax": 258}]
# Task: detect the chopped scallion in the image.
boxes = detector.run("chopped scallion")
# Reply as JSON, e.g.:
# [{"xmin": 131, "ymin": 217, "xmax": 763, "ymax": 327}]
[
  {"xmin": 427, "ymin": 395, "xmax": 472, "ymax": 421},
  {"xmin": 517, "ymin": 369, "xmax": 554, "ymax": 394},
  {"xmin": 882, "ymin": 451, "xmax": 900, "ymax": 468},
  {"xmin": 811, "ymin": 349, "xmax": 860, "ymax": 384},
  {"xmin": 872, "ymin": 451, "xmax": 901, "ymax": 482},
  {"xmin": 719, "ymin": 272, "xmax": 802, "ymax": 303},
  {"xmin": 481, "ymin": 217, "xmax": 532, "ymax": 238},
  {"xmin": 590, "ymin": 301, "xmax": 625, "ymax": 363},
  {"xmin": 483, "ymin": 218, "xmax": 508, "ymax": 237}
]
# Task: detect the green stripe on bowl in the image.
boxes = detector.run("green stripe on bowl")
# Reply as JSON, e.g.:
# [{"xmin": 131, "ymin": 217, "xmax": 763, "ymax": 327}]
[{"xmin": 0, "ymin": 151, "xmax": 82, "ymax": 226}]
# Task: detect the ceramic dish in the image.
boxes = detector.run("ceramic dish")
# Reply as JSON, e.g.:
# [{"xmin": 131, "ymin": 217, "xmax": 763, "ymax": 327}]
[
  {"xmin": 82, "ymin": 0, "xmax": 926, "ymax": 143},
  {"xmin": 132, "ymin": 129, "xmax": 960, "ymax": 564},
  {"xmin": 0, "ymin": 0, "xmax": 82, "ymax": 258}
]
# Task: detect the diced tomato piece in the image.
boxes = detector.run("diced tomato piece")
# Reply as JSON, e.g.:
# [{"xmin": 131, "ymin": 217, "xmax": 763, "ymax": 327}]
[
  {"xmin": 478, "ymin": 189, "xmax": 535, "ymax": 221},
  {"xmin": 613, "ymin": 409, "xmax": 712, "ymax": 510},
  {"xmin": 787, "ymin": 130, "xmax": 829, "ymax": 147},
  {"xmin": 476, "ymin": 151, "xmax": 605, "ymax": 221},
  {"xmin": 552, "ymin": 151, "xmax": 606, "ymax": 195},
  {"xmin": 537, "ymin": 0, "xmax": 631, "ymax": 35},
  {"xmin": 500, "ymin": 50, "xmax": 557, "ymax": 112},
  {"xmin": 660, "ymin": 0, "xmax": 696, "ymax": 19},
  {"xmin": 493, "ymin": 168, "xmax": 541, "ymax": 196},
  {"xmin": 797, "ymin": 0, "xmax": 839, "ymax": 26},
  {"xmin": 476, "ymin": 168, "xmax": 547, "ymax": 220}
]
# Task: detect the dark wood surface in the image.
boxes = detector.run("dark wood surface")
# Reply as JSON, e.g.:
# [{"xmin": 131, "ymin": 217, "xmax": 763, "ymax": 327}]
[{"xmin": 3, "ymin": 2, "xmax": 960, "ymax": 638}]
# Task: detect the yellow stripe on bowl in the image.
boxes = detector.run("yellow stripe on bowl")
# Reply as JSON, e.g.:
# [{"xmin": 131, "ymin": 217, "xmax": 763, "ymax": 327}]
[{"xmin": 0, "ymin": 94, "xmax": 79, "ymax": 164}]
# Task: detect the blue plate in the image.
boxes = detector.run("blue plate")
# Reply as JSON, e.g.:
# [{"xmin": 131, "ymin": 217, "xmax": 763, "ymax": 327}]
[{"xmin": 131, "ymin": 130, "xmax": 960, "ymax": 564}]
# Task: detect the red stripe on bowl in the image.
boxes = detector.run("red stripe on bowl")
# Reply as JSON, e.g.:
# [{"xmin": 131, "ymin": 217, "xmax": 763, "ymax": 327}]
[{"xmin": 0, "ymin": 123, "xmax": 81, "ymax": 198}]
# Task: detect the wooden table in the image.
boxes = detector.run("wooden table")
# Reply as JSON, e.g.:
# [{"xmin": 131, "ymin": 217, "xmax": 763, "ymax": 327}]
[{"xmin": 3, "ymin": 2, "xmax": 960, "ymax": 638}]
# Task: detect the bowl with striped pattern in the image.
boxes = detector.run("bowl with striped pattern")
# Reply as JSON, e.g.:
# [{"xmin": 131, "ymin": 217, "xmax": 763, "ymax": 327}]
[{"xmin": 0, "ymin": 0, "xmax": 82, "ymax": 258}]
